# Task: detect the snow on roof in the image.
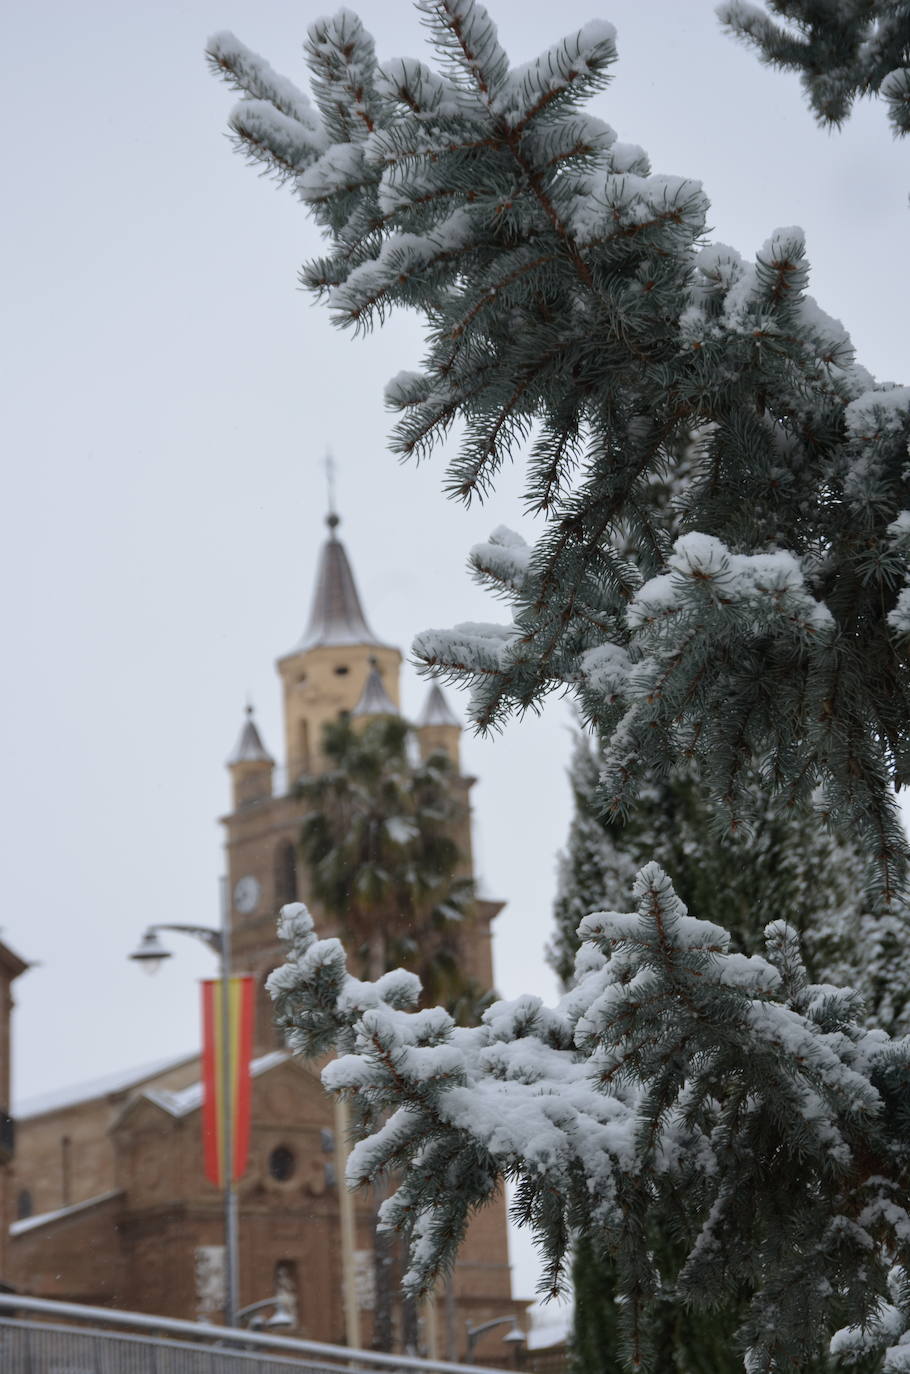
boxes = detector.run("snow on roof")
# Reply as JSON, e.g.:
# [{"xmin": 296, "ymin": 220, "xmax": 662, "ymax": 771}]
[
  {"xmin": 10, "ymin": 1189, "xmax": 123, "ymax": 1237},
  {"xmin": 15, "ymin": 1051, "xmax": 197, "ymax": 1120},
  {"xmin": 416, "ymin": 682, "xmax": 460, "ymax": 729},
  {"xmin": 525, "ymin": 1306, "xmax": 572, "ymax": 1351},
  {"xmin": 227, "ymin": 705, "xmax": 273, "ymax": 766},
  {"xmin": 141, "ymin": 1050, "xmax": 288, "ymax": 1119}
]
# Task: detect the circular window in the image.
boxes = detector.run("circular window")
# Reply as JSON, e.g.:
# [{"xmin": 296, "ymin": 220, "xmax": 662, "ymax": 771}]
[
  {"xmin": 334, "ymin": 665, "xmax": 349, "ymax": 676},
  {"xmin": 268, "ymin": 1145, "xmax": 297, "ymax": 1182}
]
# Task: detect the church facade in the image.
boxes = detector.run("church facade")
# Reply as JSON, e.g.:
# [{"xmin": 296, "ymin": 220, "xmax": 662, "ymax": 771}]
[{"xmin": 9, "ymin": 518, "xmax": 523, "ymax": 1358}]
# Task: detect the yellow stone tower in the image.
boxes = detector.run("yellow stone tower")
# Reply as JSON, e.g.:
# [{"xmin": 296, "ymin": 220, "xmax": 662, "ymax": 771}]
[
  {"xmin": 222, "ymin": 512, "xmax": 499, "ymax": 1050},
  {"xmin": 218, "ymin": 513, "xmax": 517, "ymax": 1355}
]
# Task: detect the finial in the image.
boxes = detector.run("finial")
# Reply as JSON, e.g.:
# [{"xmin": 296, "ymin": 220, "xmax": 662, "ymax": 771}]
[{"xmin": 324, "ymin": 450, "xmax": 339, "ymax": 532}]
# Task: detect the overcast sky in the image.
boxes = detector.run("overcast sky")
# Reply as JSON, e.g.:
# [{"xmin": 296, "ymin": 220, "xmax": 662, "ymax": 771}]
[{"xmin": 3, "ymin": 0, "xmax": 907, "ymax": 1303}]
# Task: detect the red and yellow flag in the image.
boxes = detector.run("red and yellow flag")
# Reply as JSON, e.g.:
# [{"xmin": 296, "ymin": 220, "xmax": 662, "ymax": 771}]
[{"xmin": 200, "ymin": 976, "xmax": 254, "ymax": 1187}]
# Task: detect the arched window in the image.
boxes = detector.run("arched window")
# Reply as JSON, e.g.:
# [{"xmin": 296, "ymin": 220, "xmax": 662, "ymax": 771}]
[
  {"xmin": 268, "ymin": 1145, "xmax": 296, "ymax": 1182},
  {"xmin": 274, "ymin": 840, "xmax": 298, "ymax": 905},
  {"xmin": 16, "ymin": 1189, "xmax": 32, "ymax": 1220}
]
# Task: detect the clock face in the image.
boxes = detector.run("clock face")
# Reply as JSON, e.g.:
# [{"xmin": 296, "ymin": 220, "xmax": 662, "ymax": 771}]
[{"xmin": 233, "ymin": 875, "xmax": 261, "ymax": 915}]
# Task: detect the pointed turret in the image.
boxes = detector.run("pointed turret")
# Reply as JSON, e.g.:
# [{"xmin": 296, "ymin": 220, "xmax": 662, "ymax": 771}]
[
  {"xmin": 227, "ymin": 705, "xmax": 274, "ymax": 807},
  {"xmin": 297, "ymin": 513, "xmax": 381, "ymax": 651},
  {"xmin": 416, "ymin": 682, "xmax": 461, "ymax": 767},
  {"xmin": 352, "ymin": 657, "xmax": 398, "ymax": 719},
  {"xmin": 276, "ymin": 512, "xmax": 402, "ymax": 782}
]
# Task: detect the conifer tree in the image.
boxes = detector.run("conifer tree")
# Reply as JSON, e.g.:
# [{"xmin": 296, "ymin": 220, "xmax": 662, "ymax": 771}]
[
  {"xmin": 210, "ymin": 7, "xmax": 910, "ymax": 1367},
  {"xmin": 549, "ymin": 731, "xmax": 638, "ymax": 992},
  {"xmin": 208, "ymin": 3, "xmax": 910, "ymax": 905},
  {"xmin": 719, "ymin": 1, "xmax": 910, "ymax": 139},
  {"xmin": 554, "ymin": 731, "xmax": 910, "ymax": 1371},
  {"xmin": 552, "ymin": 730, "xmax": 910, "ymax": 1032}
]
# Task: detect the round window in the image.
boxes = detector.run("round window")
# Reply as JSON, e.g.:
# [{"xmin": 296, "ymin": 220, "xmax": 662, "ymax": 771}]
[{"xmin": 268, "ymin": 1145, "xmax": 296, "ymax": 1182}]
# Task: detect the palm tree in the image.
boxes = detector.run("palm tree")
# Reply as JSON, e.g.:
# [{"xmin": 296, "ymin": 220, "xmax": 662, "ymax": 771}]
[
  {"xmin": 296, "ymin": 711, "xmax": 489, "ymax": 1354},
  {"xmin": 297, "ymin": 713, "xmax": 482, "ymax": 1004}
]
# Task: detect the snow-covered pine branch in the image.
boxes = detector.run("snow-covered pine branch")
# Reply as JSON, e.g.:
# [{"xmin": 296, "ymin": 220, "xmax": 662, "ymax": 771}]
[
  {"xmin": 718, "ymin": 0, "xmax": 910, "ymax": 138},
  {"xmin": 269, "ymin": 884, "xmax": 910, "ymax": 1371},
  {"xmin": 210, "ymin": 3, "xmax": 910, "ymax": 895}
]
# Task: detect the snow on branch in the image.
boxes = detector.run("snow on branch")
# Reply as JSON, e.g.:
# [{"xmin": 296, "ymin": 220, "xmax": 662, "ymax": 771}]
[
  {"xmin": 718, "ymin": 0, "xmax": 910, "ymax": 140},
  {"xmin": 207, "ymin": 32, "xmax": 323, "ymax": 133},
  {"xmin": 416, "ymin": 0, "xmax": 511, "ymax": 101},
  {"xmin": 270, "ymin": 883, "xmax": 910, "ymax": 1368}
]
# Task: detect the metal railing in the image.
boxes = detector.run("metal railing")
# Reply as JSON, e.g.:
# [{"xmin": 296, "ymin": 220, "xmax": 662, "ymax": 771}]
[{"xmin": 0, "ymin": 1294, "xmax": 505, "ymax": 1374}]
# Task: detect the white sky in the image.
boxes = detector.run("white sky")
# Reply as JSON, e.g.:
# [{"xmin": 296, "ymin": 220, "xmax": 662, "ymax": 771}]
[{"xmin": 3, "ymin": 0, "xmax": 907, "ymax": 1305}]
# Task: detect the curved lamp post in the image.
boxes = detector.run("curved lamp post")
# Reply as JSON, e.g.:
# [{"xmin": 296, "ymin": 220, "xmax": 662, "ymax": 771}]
[
  {"xmin": 236, "ymin": 1294, "xmax": 295, "ymax": 1331},
  {"xmin": 465, "ymin": 1315, "xmax": 526, "ymax": 1362},
  {"xmin": 128, "ymin": 880, "xmax": 238, "ymax": 1328}
]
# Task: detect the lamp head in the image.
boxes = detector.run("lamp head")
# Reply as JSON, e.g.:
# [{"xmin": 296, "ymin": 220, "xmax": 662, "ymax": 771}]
[
  {"xmin": 265, "ymin": 1299, "xmax": 294, "ymax": 1330},
  {"xmin": 128, "ymin": 928, "xmax": 172, "ymax": 975}
]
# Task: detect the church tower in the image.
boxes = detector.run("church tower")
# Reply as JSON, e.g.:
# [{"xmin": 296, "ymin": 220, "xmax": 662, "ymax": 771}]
[
  {"xmin": 8, "ymin": 512, "xmax": 521, "ymax": 1356},
  {"xmin": 219, "ymin": 515, "xmax": 517, "ymax": 1355},
  {"xmin": 276, "ymin": 511, "xmax": 402, "ymax": 779},
  {"xmin": 221, "ymin": 514, "xmax": 498, "ymax": 1052}
]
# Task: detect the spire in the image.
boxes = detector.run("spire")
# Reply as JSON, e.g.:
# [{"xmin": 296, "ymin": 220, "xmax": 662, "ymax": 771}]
[
  {"xmin": 227, "ymin": 705, "xmax": 273, "ymax": 766},
  {"xmin": 297, "ymin": 513, "xmax": 382, "ymax": 651},
  {"xmin": 416, "ymin": 683, "xmax": 460, "ymax": 728},
  {"xmin": 352, "ymin": 658, "xmax": 398, "ymax": 717}
]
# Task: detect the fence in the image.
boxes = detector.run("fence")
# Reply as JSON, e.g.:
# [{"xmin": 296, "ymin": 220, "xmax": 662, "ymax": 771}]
[{"xmin": 0, "ymin": 1294, "xmax": 506, "ymax": 1374}]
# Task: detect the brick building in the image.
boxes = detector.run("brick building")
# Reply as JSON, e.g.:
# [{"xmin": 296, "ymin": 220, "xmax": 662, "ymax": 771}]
[
  {"xmin": 9, "ymin": 516, "xmax": 524, "ymax": 1358},
  {"xmin": 0, "ymin": 939, "xmax": 28, "ymax": 1290}
]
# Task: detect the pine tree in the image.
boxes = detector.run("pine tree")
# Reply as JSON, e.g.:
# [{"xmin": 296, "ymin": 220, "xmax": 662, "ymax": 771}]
[
  {"xmin": 719, "ymin": 2, "xmax": 910, "ymax": 139},
  {"xmin": 549, "ymin": 731, "xmax": 639, "ymax": 992},
  {"xmin": 269, "ymin": 874, "xmax": 910, "ymax": 1371},
  {"xmin": 554, "ymin": 732, "xmax": 910, "ymax": 1372},
  {"xmin": 208, "ymin": 2, "xmax": 910, "ymax": 902},
  {"xmin": 552, "ymin": 731, "xmax": 910, "ymax": 1032},
  {"xmin": 210, "ymin": 7, "xmax": 910, "ymax": 1367},
  {"xmin": 570, "ymin": 1235, "xmax": 624, "ymax": 1374}
]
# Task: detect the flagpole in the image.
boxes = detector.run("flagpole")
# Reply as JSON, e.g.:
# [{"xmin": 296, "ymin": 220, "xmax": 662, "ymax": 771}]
[
  {"xmin": 129, "ymin": 903, "xmax": 246, "ymax": 1330},
  {"xmin": 219, "ymin": 876, "xmax": 239, "ymax": 1329}
]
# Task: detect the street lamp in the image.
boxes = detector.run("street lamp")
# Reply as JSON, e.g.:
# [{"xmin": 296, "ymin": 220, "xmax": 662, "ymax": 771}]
[
  {"xmin": 236, "ymin": 1295, "xmax": 295, "ymax": 1331},
  {"xmin": 465, "ymin": 1316, "xmax": 526, "ymax": 1361},
  {"xmin": 128, "ymin": 879, "xmax": 238, "ymax": 1328}
]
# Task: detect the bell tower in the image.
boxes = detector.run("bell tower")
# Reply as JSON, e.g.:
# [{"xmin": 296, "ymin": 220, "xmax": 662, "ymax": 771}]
[
  {"xmin": 218, "ymin": 507, "xmax": 518, "ymax": 1351},
  {"xmin": 221, "ymin": 510, "xmax": 498, "ymax": 1045},
  {"xmin": 276, "ymin": 513, "xmax": 401, "ymax": 780},
  {"xmin": 222, "ymin": 514, "xmax": 406, "ymax": 1049}
]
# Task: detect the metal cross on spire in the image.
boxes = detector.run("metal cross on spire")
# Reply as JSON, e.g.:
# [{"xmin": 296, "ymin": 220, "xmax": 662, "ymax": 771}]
[{"xmin": 324, "ymin": 450, "xmax": 339, "ymax": 530}]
